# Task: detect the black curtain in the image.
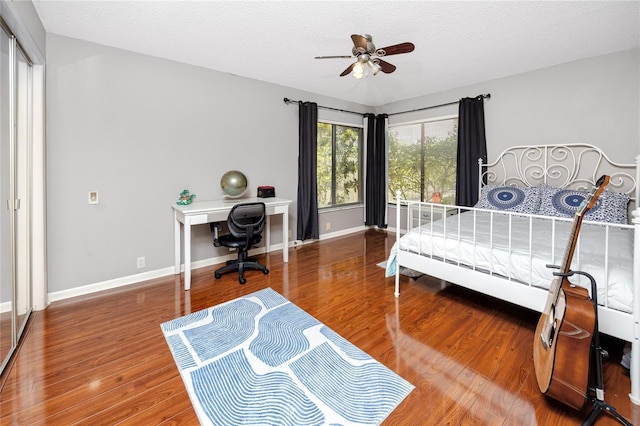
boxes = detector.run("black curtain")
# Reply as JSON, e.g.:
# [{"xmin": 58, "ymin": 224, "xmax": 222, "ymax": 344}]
[
  {"xmin": 296, "ymin": 102, "xmax": 319, "ymax": 240},
  {"xmin": 455, "ymin": 96, "xmax": 487, "ymax": 207},
  {"xmin": 364, "ymin": 113, "xmax": 388, "ymax": 228}
]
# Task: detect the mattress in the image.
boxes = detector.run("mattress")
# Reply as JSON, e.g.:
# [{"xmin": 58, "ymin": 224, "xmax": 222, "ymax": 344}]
[{"xmin": 388, "ymin": 211, "xmax": 633, "ymax": 313}]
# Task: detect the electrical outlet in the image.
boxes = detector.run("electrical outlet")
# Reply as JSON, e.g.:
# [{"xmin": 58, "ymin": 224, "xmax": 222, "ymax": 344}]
[
  {"xmin": 136, "ymin": 257, "xmax": 145, "ymax": 269},
  {"xmin": 88, "ymin": 191, "xmax": 99, "ymax": 205},
  {"xmin": 326, "ymin": 222, "xmax": 331, "ymax": 231}
]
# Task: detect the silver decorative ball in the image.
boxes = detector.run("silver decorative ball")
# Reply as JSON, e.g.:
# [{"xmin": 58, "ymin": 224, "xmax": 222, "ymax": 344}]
[{"xmin": 220, "ymin": 170, "xmax": 248, "ymax": 198}]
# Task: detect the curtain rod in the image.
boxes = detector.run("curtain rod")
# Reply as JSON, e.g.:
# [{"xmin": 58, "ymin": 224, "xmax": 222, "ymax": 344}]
[
  {"xmin": 284, "ymin": 93, "xmax": 491, "ymax": 117},
  {"xmin": 283, "ymin": 97, "xmax": 364, "ymax": 116},
  {"xmin": 387, "ymin": 93, "xmax": 491, "ymax": 117}
]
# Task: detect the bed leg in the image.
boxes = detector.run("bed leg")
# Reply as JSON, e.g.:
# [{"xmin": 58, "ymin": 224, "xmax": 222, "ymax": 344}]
[
  {"xmin": 631, "ymin": 337, "xmax": 640, "ymax": 405},
  {"xmin": 394, "ymin": 269, "xmax": 400, "ymax": 297}
]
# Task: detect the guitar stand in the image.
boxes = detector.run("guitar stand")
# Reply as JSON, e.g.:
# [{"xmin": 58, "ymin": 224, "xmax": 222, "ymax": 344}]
[{"xmin": 553, "ymin": 269, "xmax": 632, "ymax": 426}]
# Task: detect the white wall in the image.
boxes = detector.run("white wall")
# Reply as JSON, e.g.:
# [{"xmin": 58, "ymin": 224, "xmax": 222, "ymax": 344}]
[
  {"xmin": 46, "ymin": 34, "xmax": 368, "ymax": 294},
  {"xmin": 384, "ymin": 48, "xmax": 639, "ymax": 163}
]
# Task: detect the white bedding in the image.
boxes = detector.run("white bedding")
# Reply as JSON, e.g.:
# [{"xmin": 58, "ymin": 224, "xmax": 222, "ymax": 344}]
[{"xmin": 388, "ymin": 210, "xmax": 634, "ymax": 313}]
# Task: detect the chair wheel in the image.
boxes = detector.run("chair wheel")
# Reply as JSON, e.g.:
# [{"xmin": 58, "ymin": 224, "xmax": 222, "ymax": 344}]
[
  {"xmin": 214, "ymin": 272, "xmax": 221, "ymax": 279},
  {"xmin": 263, "ymin": 268, "xmax": 269, "ymax": 275},
  {"xmin": 239, "ymin": 277, "xmax": 246, "ymax": 284}
]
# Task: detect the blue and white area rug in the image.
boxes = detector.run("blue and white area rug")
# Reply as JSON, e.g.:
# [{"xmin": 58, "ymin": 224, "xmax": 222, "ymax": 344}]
[{"xmin": 161, "ymin": 287, "xmax": 414, "ymax": 425}]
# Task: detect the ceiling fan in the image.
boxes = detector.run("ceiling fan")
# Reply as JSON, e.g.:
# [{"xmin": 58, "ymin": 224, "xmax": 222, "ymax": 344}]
[{"xmin": 315, "ymin": 34, "xmax": 415, "ymax": 79}]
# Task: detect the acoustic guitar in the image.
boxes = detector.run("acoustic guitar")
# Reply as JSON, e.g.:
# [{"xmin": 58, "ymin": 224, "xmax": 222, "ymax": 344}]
[{"xmin": 533, "ymin": 175, "xmax": 610, "ymax": 410}]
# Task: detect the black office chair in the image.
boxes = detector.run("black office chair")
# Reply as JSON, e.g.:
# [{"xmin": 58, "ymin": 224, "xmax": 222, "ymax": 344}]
[{"xmin": 210, "ymin": 202, "xmax": 269, "ymax": 284}]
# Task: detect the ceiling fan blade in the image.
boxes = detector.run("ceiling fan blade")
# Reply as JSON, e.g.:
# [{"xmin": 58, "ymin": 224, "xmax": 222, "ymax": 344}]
[
  {"xmin": 340, "ymin": 63, "xmax": 355, "ymax": 77},
  {"xmin": 377, "ymin": 59, "xmax": 397, "ymax": 74},
  {"xmin": 315, "ymin": 55, "xmax": 353, "ymax": 59},
  {"xmin": 377, "ymin": 42, "xmax": 415, "ymax": 56}
]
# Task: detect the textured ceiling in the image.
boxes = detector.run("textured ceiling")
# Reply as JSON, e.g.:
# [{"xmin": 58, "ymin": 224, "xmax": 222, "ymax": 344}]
[{"xmin": 33, "ymin": 1, "xmax": 640, "ymax": 107}]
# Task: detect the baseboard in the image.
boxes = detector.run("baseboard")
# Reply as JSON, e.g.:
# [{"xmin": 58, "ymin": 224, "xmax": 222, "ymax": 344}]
[
  {"xmin": 47, "ymin": 266, "xmax": 177, "ymax": 304},
  {"xmin": 320, "ymin": 225, "xmax": 367, "ymax": 240},
  {"xmin": 290, "ymin": 225, "xmax": 367, "ymax": 246},
  {"xmin": 46, "ymin": 228, "xmax": 366, "ymax": 305}
]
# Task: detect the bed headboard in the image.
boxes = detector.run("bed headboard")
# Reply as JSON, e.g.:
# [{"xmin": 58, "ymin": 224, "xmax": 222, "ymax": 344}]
[{"xmin": 479, "ymin": 144, "xmax": 638, "ymax": 210}]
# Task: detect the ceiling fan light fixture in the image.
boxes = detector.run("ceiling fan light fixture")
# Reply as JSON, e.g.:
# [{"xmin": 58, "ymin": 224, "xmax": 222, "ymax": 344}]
[
  {"xmin": 352, "ymin": 62, "xmax": 365, "ymax": 79},
  {"xmin": 368, "ymin": 60, "xmax": 381, "ymax": 76}
]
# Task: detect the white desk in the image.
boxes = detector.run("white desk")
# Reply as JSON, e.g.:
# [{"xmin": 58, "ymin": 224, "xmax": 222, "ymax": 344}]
[{"xmin": 172, "ymin": 197, "xmax": 291, "ymax": 290}]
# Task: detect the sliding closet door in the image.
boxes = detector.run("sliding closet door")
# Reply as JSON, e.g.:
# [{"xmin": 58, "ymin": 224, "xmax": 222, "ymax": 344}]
[
  {"xmin": 0, "ymin": 23, "xmax": 13, "ymax": 371},
  {"xmin": 0, "ymin": 19, "xmax": 33, "ymax": 373},
  {"xmin": 15, "ymin": 44, "xmax": 31, "ymax": 336}
]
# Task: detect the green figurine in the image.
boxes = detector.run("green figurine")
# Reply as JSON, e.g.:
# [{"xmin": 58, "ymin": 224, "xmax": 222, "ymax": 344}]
[{"xmin": 177, "ymin": 189, "xmax": 196, "ymax": 205}]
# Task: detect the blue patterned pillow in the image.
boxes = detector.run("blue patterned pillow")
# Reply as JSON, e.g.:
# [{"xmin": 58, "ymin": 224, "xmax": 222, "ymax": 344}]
[
  {"xmin": 474, "ymin": 185, "xmax": 541, "ymax": 214},
  {"xmin": 538, "ymin": 183, "xmax": 630, "ymax": 224}
]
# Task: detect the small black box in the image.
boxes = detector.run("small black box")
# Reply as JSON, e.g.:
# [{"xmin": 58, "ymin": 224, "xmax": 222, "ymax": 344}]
[{"xmin": 257, "ymin": 186, "xmax": 275, "ymax": 198}]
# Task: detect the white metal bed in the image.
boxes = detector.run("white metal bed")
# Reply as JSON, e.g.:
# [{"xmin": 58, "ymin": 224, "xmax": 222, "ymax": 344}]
[{"xmin": 388, "ymin": 143, "xmax": 640, "ymax": 403}]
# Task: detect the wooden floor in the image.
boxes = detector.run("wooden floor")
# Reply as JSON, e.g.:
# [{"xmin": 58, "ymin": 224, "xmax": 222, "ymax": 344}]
[{"xmin": 1, "ymin": 229, "xmax": 639, "ymax": 425}]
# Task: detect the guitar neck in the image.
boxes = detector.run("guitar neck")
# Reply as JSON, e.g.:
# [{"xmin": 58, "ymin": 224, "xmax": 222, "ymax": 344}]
[
  {"xmin": 559, "ymin": 216, "xmax": 583, "ymax": 275},
  {"xmin": 547, "ymin": 216, "xmax": 582, "ymax": 303}
]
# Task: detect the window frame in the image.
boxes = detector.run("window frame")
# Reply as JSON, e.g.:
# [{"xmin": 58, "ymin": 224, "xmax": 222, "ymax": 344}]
[{"xmin": 317, "ymin": 120, "xmax": 364, "ymax": 210}]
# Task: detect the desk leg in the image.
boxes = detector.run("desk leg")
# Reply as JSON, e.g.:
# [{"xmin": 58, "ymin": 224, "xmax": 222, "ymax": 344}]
[
  {"xmin": 283, "ymin": 210, "xmax": 289, "ymax": 263},
  {"xmin": 174, "ymin": 211, "xmax": 181, "ymax": 275},
  {"xmin": 265, "ymin": 215, "xmax": 271, "ymax": 253},
  {"xmin": 184, "ymin": 220, "xmax": 192, "ymax": 291}
]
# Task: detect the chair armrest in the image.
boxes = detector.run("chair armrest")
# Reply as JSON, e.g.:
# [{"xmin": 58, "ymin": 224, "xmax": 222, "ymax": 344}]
[{"xmin": 210, "ymin": 222, "xmax": 223, "ymax": 247}]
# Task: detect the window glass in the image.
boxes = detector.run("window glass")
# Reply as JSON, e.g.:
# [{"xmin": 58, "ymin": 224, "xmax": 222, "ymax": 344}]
[
  {"xmin": 317, "ymin": 123, "xmax": 332, "ymax": 207},
  {"xmin": 317, "ymin": 122, "xmax": 363, "ymax": 208},
  {"xmin": 388, "ymin": 117, "xmax": 457, "ymax": 204}
]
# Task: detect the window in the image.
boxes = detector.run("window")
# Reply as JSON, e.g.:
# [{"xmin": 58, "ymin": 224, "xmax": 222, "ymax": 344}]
[
  {"xmin": 388, "ymin": 117, "xmax": 458, "ymax": 204},
  {"xmin": 317, "ymin": 122, "xmax": 363, "ymax": 208}
]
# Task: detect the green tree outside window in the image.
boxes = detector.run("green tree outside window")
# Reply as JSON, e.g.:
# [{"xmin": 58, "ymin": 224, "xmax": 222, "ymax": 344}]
[{"xmin": 388, "ymin": 118, "xmax": 458, "ymax": 204}]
